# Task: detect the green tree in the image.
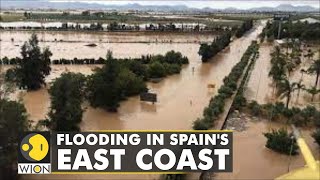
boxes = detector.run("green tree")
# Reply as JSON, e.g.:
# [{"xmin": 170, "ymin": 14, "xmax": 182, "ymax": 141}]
[
  {"xmin": 116, "ymin": 68, "xmax": 146, "ymax": 98},
  {"xmin": 87, "ymin": 51, "xmax": 147, "ymax": 111},
  {"xmin": 87, "ymin": 51, "xmax": 120, "ymax": 111},
  {"xmin": 198, "ymin": 31, "xmax": 231, "ymax": 62},
  {"xmin": 192, "ymin": 118, "xmax": 210, "ymax": 130},
  {"xmin": 295, "ymin": 80, "xmax": 305, "ymax": 103},
  {"xmin": 305, "ymin": 49, "xmax": 314, "ymax": 60},
  {"xmin": 81, "ymin": 10, "xmax": 90, "ymax": 16},
  {"xmin": 148, "ymin": 61, "xmax": 166, "ymax": 78},
  {"xmin": 277, "ymin": 78, "xmax": 297, "ymax": 108},
  {"xmin": 0, "ymin": 68, "xmax": 14, "ymax": 100},
  {"xmin": 264, "ymin": 128, "xmax": 298, "ymax": 155},
  {"xmin": 15, "ymin": 34, "xmax": 52, "ymax": 90},
  {"xmin": 44, "ymin": 73, "xmax": 86, "ymax": 131},
  {"xmin": 307, "ymin": 58, "xmax": 320, "ymax": 87},
  {"xmin": 305, "ymin": 86, "xmax": 320, "ymax": 102},
  {"xmin": 0, "ymin": 99, "xmax": 29, "ymax": 180},
  {"xmin": 269, "ymin": 46, "xmax": 287, "ymax": 85}
]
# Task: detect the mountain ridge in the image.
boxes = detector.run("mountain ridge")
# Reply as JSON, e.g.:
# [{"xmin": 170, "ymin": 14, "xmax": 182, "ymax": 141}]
[{"xmin": 0, "ymin": 1, "xmax": 318, "ymax": 12}]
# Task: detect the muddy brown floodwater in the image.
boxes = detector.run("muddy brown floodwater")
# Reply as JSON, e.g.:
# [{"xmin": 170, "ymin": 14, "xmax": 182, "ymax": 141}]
[
  {"xmin": 216, "ymin": 120, "xmax": 320, "ymax": 179},
  {"xmin": 224, "ymin": 39, "xmax": 320, "ymax": 179},
  {"xmin": 4, "ymin": 21, "xmax": 315, "ymax": 180},
  {"xmin": 245, "ymin": 42, "xmax": 320, "ymax": 109},
  {"xmin": 245, "ymin": 42, "xmax": 274, "ymax": 104}
]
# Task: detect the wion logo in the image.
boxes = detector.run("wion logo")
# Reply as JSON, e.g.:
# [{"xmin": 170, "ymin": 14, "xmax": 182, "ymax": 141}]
[{"xmin": 18, "ymin": 132, "xmax": 51, "ymax": 174}]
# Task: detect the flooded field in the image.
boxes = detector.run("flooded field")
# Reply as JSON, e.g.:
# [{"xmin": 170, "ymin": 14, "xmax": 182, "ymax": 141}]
[
  {"xmin": 3, "ymin": 20, "xmax": 318, "ymax": 180},
  {"xmin": 9, "ymin": 20, "xmax": 266, "ymax": 180},
  {"xmin": 218, "ymin": 118, "xmax": 319, "ymax": 179},
  {"xmin": 0, "ymin": 30, "xmax": 217, "ymax": 53},
  {"xmin": 245, "ymin": 42, "xmax": 320, "ymax": 109},
  {"xmin": 230, "ymin": 42, "xmax": 320, "ymax": 179},
  {"xmin": 289, "ymin": 46, "xmax": 320, "ymax": 109}
]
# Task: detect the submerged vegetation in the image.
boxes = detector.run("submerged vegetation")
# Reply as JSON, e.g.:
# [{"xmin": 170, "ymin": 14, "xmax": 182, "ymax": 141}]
[
  {"xmin": 264, "ymin": 128, "xmax": 298, "ymax": 155},
  {"xmin": 235, "ymin": 19, "xmax": 254, "ymax": 38},
  {"xmin": 193, "ymin": 41, "xmax": 259, "ymax": 130},
  {"xmin": 243, "ymin": 101, "xmax": 320, "ymax": 127},
  {"xmin": 42, "ymin": 72, "xmax": 86, "ymax": 131},
  {"xmin": 198, "ymin": 19, "xmax": 253, "ymax": 62},
  {"xmin": 11, "ymin": 34, "xmax": 52, "ymax": 90},
  {"xmin": 86, "ymin": 50, "xmax": 188, "ymax": 111},
  {"xmin": 86, "ymin": 51, "xmax": 147, "ymax": 111},
  {"xmin": 198, "ymin": 31, "xmax": 232, "ymax": 62},
  {"xmin": 5, "ymin": 34, "xmax": 188, "ymax": 113}
]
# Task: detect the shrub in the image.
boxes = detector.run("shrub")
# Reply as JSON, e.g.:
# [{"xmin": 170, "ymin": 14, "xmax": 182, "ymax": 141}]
[
  {"xmin": 264, "ymin": 128, "xmax": 298, "ymax": 155},
  {"xmin": 312, "ymin": 129, "xmax": 320, "ymax": 146},
  {"xmin": 148, "ymin": 61, "xmax": 166, "ymax": 78},
  {"xmin": 233, "ymin": 94, "xmax": 247, "ymax": 110},
  {"xmin": 248, "ymin": 101, "xmax": 262, "ymax": 116},
  {"xmin": 218, "ymin": 85, "xmax": 234, "ymax": 98},
  {"xmin": 193, "ymin": 118, "xmax": 210, "ymax": 130}
]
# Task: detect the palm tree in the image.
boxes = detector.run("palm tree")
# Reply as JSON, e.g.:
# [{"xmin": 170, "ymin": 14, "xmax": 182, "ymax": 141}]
[
  {"xmin": 269, "ymin": 46, "xmax": 287, "ymax": 83},
  {"xmin": 305, "ymin": 86, "xmax": 320, "ymax": 102},
  {"xmin": 305, "ymin": 49, "xmax": 314, "ymax": 60},
  {"xmin": 308, "ymin": 59, "xmax": 320, "ymax": 87},
  {"xmin": 294, "ymin": 80, "xmax": 305, "ymax": 103},
  {"xmin": 300, "ymin": 68, "xmax": 307, "ymax": 80},
  {"xmin": 285, "ymin": 60, "xmax": 295, "ymax": 76},
  {"xmin": 277, "ymin": 77, "xmax": 297, "ymax": 108}
]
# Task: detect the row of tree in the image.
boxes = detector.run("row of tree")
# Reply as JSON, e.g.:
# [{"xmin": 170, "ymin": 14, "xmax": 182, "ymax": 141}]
[
  {"xmin": 193, "ymin": 41, "xmax": 259, "ymax": 130},
  {"xmin": 235, "ymin": 19, "xmax": 254, "ymax": 38},
  {"xmin": 260, "ymin": 20, "xmax": 320, "ymax": 41},
  {"xmin": 197, "ymin": 20, "xmax": 254, "ymax": 62},
  {"xmin": 1, "ymin": 53, "xmax": 189, "ymax": 66},
  {"xmin": 198, "ymin": 31, "xmax": 232, "ymax": 62},
  {"xmin": 236, "ymin": 100, "xmax": 320, "ymax": 153}
]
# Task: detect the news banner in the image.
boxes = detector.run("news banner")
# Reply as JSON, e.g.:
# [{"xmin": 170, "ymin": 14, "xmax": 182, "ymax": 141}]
[{"xmin": 18, "ymin": 131, "xmax": 233, "ymax": 174}]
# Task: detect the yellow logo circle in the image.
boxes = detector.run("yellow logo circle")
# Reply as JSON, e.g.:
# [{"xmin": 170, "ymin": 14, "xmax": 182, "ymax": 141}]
[{"xmin": 21, "ymin": 133, "xmax": 49, "ymax": 162}]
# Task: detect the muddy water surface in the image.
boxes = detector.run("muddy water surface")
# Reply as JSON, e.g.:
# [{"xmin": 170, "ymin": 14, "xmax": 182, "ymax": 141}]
[
  {"xmin": 245, "ymin": 43, "xmax": 274, "ymax": 104},
  {"xmin": 245, "ymin": 42, "xmax": 320, "ymax": 109},
  {"xmin": 217, "ymin": 120, "xmax": 320, "ymax": 179},
  {"xmin": 0, "ymin": 31, "xmax": 217, "ymax": 56},
  {"xmin": 5, "ymin": 21, "xmax": 310, "ymax": 180}
]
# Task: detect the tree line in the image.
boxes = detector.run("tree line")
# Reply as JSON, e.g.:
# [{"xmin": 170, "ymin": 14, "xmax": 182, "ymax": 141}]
[
  {"xmin": 198, "ymin": 31, "xmax": 232, "ymax": 62},
  {"xmin": 260, "ymin": 20, "xmax": 320, "ymax": 41},
  {"xmin": 193, "ymin": 41, "xmax": 259, "ymax": 130},
  {"xmin": 235, "ymin": 19, "xmax": 253, "ymax": 38},
  {"xmin": 198, "ymin": 19, "xmax": 254, "ymax": 62}
]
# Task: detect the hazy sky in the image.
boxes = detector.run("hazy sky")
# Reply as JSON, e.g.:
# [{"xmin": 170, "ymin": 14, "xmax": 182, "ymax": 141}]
[{"xmin": 50, "ymin": 0, "xmax": 320, "ymax": 9}]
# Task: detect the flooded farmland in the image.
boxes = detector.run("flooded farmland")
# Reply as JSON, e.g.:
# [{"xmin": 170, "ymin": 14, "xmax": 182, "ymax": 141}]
[
  {"xmin": 0, "ymin": 30, "xmax": 217, "ymax": 56},
  {"xmin": 218, "ymin": 118, "xmax": 320, "ymax": 179},
  {"xmin": 245, "ymin": 42, "xmax": 320, "ymax": 109},
  {"xmin": 9, "ymin": 20, "xmax": 265, "ymax": 180},
  {"xmin": 1, "ymin": 20, "xmax": 319, "ymax": 180}
]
